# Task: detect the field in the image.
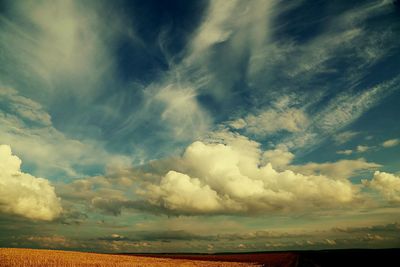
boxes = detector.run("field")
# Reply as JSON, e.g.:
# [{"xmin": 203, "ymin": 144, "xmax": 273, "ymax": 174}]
[
  {"xmin": 133, "ymin": 252, "xmax": 298, "ymax": 266},
  {"xmin": 0, "ymin": 248, "xmax": 399, "ymax": 266},
  {"xmin": 0, "ymin": 248, "xmax": 261, "ymax": 267}
]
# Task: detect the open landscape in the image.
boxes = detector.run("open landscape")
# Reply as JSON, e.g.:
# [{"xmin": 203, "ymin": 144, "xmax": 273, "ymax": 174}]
[
  {"xmin": 0, "ymin": 248, "xmax": 259, "ymax": 267},
  {"xmin": 1, "ymin": 248, "xmax": 399, "ymax": 267},
  {"xmin": 1, "ymin": 1, "xmax": 400, "ymax": 267}
]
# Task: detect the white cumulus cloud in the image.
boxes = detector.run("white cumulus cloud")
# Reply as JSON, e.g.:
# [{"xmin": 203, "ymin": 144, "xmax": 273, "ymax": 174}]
[
  {"xmin": 147, "ymin": 171, "xmax": 224, "ymax": 213},
  {"xmin": 263, "ymin": 145, "xmax": 294, "ymax": 170},
  {"xmin": 0, "ymin": 144, "xmax": 62, "ymax": 220},
  {"xmin": 142, "ymin": 134, "xmax": 358, "ymax": 215},
  {"xmin": 363, "ymin": 171, "xmax": 400, "ymax": 203}
]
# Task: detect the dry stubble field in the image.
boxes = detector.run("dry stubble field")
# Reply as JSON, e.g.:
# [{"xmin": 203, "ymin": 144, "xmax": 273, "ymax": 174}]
[{"xmin": 0, "ymin": 248, "xmax": 262, "ymax": 267}]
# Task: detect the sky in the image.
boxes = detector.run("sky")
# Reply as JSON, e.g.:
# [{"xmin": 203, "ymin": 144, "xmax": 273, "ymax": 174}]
[{"xmin": 0, "ymin": 0, "xmax": 400, "ymax": 253}]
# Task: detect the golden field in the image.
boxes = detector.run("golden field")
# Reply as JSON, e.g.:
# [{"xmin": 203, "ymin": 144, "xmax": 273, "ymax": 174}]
[{"xmin": 0, "ymin": 248, "xmax": 260, "ymax": 267}]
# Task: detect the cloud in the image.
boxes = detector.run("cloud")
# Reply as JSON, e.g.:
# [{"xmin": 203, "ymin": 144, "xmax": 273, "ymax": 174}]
[
  {"xmin": 141, "ymin": 133, "xmax": 359, "ymax": 215},
  {"xmin": 239, "ymin": 0, "xmax": 398, "ymax": 153},
  {"xmin": 100, "ymin": 230, "xmax": 212, "ymax": 242},
  {"xmin": 0, "ymin": 88, "xmax": 51, "ymax": 126},
  {"xmin": 262, "ymin": 145, "xmax": 294, "ymax": 170},
  {"xmin": 1, "ymin": 0, "xmax": 399, "ymax": 252},
  {"xmin": 27, "ymin": 235, "xmax": 72, "ymax": 249},
  {"xmin": 188, "ymin": 0, "xmax": 237, "ymax": 57},
  {"xmin": 287, "ymin": 76, "xmax": 400, "ymax": 151},
  {"xmin": 337, "ymin": 149, "xmax": 353, "ymax": 155},
  {"xmin": 147, "ymin": 171, "xmax": 223, "ymax": 213},
  {"xmin": 59, "ymin": 131, "xmax": 383, "ymax": 217},
  {"xmin": 336, "ymin": 145, "xmax": 372, "ymax": 156},
  {"xmin": 174, "ymin": 0, "xmax": 280, "ymax": 104},
  {"xmin": 0, "ymin": 87, "xmax": 131, "ymax": 178},
  {"xmin": 356, "ymin": 145, "xmax": 370, "ymax": 153},
  {"xmin": 1, "ymin": 0, "xmax": 111, "ymax": 90},
  {"xmin": 363, "ymin": 171, "xmax": 400, "ymax": 203},
  {"xmin": 277, "ymin": 0, "xmax": 394, "ymax": 80},
  {"xmin": 289, "ymin": 159, "xmax": 380, "ymax": 180},
  {"xmin": 153, "ymin": 83, "xmax": 212, "ymax": 140},
  {"xmin": 91, "ymin": 197, "xmax": 126, "ymax": 216},
  {"xmin": 188, "ymin": 0, "xmax": 276, "ymax": 62},
  {"xmin": 382, "ymin": 138, "xmax": 399, "ymax": 148},
  {"xmin": 0, "ymin": 144, "xmax": 62, "ymax": 220},
  {"xmin": 333, "ymin": 131, "xmax": 360, "ymax": 145},
  {"xmin": 15, "ymin": 218, "xmax": 400, "ymax": 252},
  {"xmin": 319, "ymin": 82, "xmax": 396, "ymax": 133},
  {"xmin": 229, "ymin": 107, "xmax": 308, "ymax": 137},
  {"xmin": 333, "ymin": 222, "xmax": 400, "ymax": 234}
]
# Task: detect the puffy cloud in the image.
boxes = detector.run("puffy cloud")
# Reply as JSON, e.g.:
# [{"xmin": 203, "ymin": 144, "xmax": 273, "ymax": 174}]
[
  {"xmin": 382, "ymin": 139, "xmax": 399, "ymax": 148},
  {"xmin": 263, "ymin": 145, "xmax": 294, "ymax": 169},
  {"xmin": 0, "ymin": 145, "xmax": 62, "ymax": 220},
  {"xmin": 363, "ymin": 171, "xmax": 400, "ymax": 203},
  {"xmin": 147, "ymin": 171, "xmax": 223, "ymax": 213},
  {"xmin": 55, "ymin": 132, "xmax": 382, "ymax": 217},
  {"xmin": 141, "ymin": 134, "xmax": 359, "ymax": 215}
]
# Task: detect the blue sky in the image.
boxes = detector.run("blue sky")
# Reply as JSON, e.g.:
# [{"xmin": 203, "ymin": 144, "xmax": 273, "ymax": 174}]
[{"xmin": 0, "ymin": 0, "xmax": 400, "ymax": 252}]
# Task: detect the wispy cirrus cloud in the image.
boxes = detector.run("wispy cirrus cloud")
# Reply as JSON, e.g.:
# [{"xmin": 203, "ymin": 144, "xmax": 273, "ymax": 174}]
[
  {"xmin": 333, "ymin": 131, "xmax": 360, "ymax": 145},
  {"xmin": 284, "ymin": 76, "xmax": 400, "ymax": 152},
  {"xmin": 228, "ymin": 106, "xmax": 308, "ymax": 137},
  {"xmin": 0, "ymin": 86, "xmax": 131, "ymax": 178}
]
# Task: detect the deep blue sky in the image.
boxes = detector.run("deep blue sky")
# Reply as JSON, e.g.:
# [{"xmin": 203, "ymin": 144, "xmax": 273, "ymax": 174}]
[{"xmin": 0, "ymin": 0, "xmax": 399, "ymax": 252}]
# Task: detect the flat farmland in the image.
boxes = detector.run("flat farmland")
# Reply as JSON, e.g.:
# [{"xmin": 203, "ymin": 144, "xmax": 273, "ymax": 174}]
[
  {"xmin": 0, "ymin": 248, "xmax": 262, "ymax": 267},
  {"xmin": 134, "ymin": 252, "xmax": 298, "ymax": 266},
  {"xmin": 1, "ymin": 248, "xmax": 398, "ymax": 266}
]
